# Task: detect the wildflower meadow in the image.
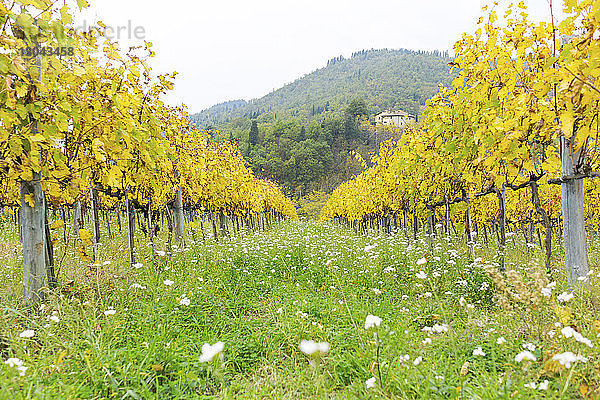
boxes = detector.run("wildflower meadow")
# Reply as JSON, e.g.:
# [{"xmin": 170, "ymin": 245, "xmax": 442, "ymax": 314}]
[{"xmin": 1, "ymin": 219, "xmax": 599, "ymax": 398}]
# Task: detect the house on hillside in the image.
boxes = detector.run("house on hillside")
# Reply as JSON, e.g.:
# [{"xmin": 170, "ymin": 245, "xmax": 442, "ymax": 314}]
[{"xmin": 374, "ymin": 110, "xmax": 416, "ymax": 127}]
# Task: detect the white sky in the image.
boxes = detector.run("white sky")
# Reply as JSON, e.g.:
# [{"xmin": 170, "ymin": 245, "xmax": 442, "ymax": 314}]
[{"xmin": 79, "ymin": 0, "xmax": 564, "ymax": 113}]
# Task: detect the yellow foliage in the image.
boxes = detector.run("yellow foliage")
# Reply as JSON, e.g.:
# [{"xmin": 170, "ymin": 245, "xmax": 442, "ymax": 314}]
[
  {"xmin": 50, "ymin": 220, "xmax": 64, "ymax": 230},
  {"xmin": 79, "ymin": 229, "xmax": 94, "ymax": 246}
]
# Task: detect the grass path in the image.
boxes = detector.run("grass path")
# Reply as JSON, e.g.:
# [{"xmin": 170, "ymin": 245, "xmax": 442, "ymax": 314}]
[{"xmin": 1, "ymin": 221, "xmax": 598, "ymax": 398}]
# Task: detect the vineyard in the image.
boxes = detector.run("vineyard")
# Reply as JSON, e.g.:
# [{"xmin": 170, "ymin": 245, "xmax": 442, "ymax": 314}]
[
  {"xmin": 2, "ymin": 0, "xmax": 600, "ymax": 399},
  {"xmin": 0, "ymin": 0, "xmax": 296, "ymax": 305},
  {"xmin": 322, "ymin": 0, "xmax": 600, "ymax": 285}
]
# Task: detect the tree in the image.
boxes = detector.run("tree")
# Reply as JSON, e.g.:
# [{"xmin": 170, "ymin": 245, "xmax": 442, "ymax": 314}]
[
  {"xmin": 343, "ymin": 98, "xmax": 368, "ymax": 141},
  {"xmin": 299, "ymin": 126, "xmax": 306, "ymax": 141},
  {"xmin": 346, "ymin": 97, "xmax": 368, "ymax": 118},
  {"xmin": 249, "ymin": 120, "xmax": 259, "ymax": 146}
]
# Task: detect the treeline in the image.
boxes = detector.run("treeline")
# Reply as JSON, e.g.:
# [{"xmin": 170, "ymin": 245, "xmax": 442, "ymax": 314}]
[{"xmin": 217, "ymin": 98, "xmax": 404, "ymax": 196}]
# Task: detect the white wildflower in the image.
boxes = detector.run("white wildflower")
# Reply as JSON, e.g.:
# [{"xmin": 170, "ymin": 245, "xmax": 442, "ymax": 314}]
[
  {"xmin": 4, "ymin": 358, "xmax": 23, "ymax": 368},
  {"xmin": 522, "ymin": 343, "xmax": 536, "ymax": 352},
  {"xmin": 131, "ymin": 283, "xmax": 147, "ymax": 289},
  {"xmin": 557, "ymin": 292, "xmax": 574, "ymax": 302},
  {"xmin": 429, "ymin": 323, "xmax": 449, "ymax": 333},
  {"xmin": 299, "ymin": 340, "xmax": 330, "ymax": 355},
  {"xmin": 473, "ymin": 347, "xmax": 486, "ymax": 356},
  {"xmin": 552, "ymin": 352, "xmax": 587, "ymax": 369},
  {"xmin": 179, "ymin": 297, "xmax": 191, "ymax": 306},
  {"xmin": 4, "ymin": 358, "xmax": 27, "ymax": 376},
  {"xmin": 365, "ymin": 377, "xmax": 376, "ymax": 389},
  {"xmin": 514, "ymin": 351, "xmax": 536, "ymax": 362},
  {"xmin": 364, "ymin": 314, "xmax": 382, "ymax": 329},
  {"xmin": 561, "ymin": 326, "xmax": 593, "ymax": 348},
  {"xmin": 199, "ymin": 341, "xmax": 225, "ymax": 362},
  {"xmin": 416, "ymin": 271, "xmax": 427, "ymax": 280},
  {"xmin": 19, "ymin": 330, "xmax": 35, "ymax": 338},
  {"xmin": 538, "ymin": 380, "xmax": 550, "ymax": 390}
]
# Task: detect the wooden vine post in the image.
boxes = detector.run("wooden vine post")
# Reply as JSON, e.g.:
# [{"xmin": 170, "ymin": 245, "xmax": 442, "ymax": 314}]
[
  {"xmin": 529, "ymin": 180, "xmax": 553, "ymax": 276},
  {"xmin": 20, "ymin": 26, "xmax": 54, "ymax": 306},
  {"xmin": 72, "ymin": 201, "xmax": 82, "ymax": 237},
  {"xmin": 21, "ymin": 175, "xmax": 47, "ymax": 305},
  {"xmin": 496, "ymin": 186, "xmax": 506, "ymax": 270},
  {"xmin": 90, "ymin": 186, "xmax": 100, "ymax": 261}
]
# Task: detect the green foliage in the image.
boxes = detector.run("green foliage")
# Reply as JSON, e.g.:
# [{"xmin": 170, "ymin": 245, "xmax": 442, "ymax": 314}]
[
  {"xmin": 229, "ymin": 102, "xmax": 373, "ymax": 195},
  {"xmin": 346, "ymin": 97, "xmax": 368, "ymax": 118},
  {"xmin": 296, "ymin": 191, "xmax": 330, "ymax": 220},
  {"xmin": 248, "ymin": 120, "xmax": 259, "ymax": 147},
  {"xmin": 193, "ymin": 100, "xmax": 248, "ymax": 127}
]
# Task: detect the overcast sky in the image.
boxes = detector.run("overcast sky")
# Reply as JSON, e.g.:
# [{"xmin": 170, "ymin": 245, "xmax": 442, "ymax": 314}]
[{"xmin": 79, "ymin": 0, "xmax": 563, "ymax": 113}]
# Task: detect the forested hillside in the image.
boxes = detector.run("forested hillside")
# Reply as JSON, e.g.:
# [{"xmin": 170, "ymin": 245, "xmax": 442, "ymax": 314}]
[
  {"xmin": 193, "ymin": 100, "xmax": 248, "ymax": 127},
  {"xmin": 191, "ymin": 48, "xmax": 452, "ymax": 126},
  {"xmin": 190, "ymin": 49, "xmax": 454, "ymax": 197}
]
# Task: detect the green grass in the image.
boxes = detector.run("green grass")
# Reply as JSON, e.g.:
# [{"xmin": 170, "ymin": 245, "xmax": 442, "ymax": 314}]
[{"xmin": 1, "ymin": 219, "xmax": 599, "ymax": 399}]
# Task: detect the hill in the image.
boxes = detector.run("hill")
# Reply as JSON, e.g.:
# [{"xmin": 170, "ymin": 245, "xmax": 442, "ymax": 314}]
[
  {"xmin": 191, "ymin": 48, "xmax": 453, "ymax": 126},
  {"xmin": 191, "ymin": 99, "xmax": 248, "ymax": 127},
  {"xmin": 190, "ymin": 49, "xmax": 455, "ymax": 198}
]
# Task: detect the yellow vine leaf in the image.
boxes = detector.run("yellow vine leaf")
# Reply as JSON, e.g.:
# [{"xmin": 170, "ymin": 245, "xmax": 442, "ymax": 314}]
[
  {"xmin": 50, "ymin": 220, "xmax": 64, "ymax": 230},
  {"xmin": 23, "ymin": 194, "xmax": 35, "ymax": 207},
  {"xmin": 76, "ymin": 245, "xmax": 90, "ymax": 261},
  {"xmin": 580, "ymin": 383, "xmax": 589, "ymax": 397},
  {"xmin": 79, "ymin": 229, "xmax": 94, "ymax": 246}
]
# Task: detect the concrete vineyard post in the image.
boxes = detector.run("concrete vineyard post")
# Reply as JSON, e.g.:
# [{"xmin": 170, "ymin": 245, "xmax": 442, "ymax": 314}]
[
  {"xmin": 125, "ymin": 191, "xmax": 136, "ymax": 266},
  {"xmin": 561, "ymin": 137, "xmax": 589, "ymax": 284},
  {"xmin": 174, "ymin": 187, "xmax": 185, "ymax": 246}
]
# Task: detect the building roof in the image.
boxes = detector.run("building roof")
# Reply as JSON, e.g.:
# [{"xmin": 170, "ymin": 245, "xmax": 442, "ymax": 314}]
[{"xmin": 375, "ymin": 110, "xmax": 415, "ymax": 118}]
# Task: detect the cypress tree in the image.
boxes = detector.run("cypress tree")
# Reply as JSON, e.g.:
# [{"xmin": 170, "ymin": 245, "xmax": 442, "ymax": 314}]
[
  {"xmin": 299, "ymin": 126, "xmax": 306, "ymax": 141},
  {"xmin": 249, "ymin": 120, "xmax": 259, "ymax": 146}
]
